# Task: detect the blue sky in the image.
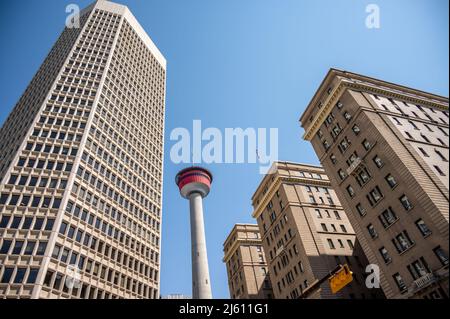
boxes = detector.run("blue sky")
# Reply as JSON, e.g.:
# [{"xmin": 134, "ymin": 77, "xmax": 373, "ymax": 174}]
[{"xmin": 0, "ymin": 0, "xmax": 448, "ymax": 298}]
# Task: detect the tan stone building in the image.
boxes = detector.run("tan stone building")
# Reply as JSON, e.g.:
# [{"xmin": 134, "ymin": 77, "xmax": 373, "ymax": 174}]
[
  {"xmin": 0, "ymin": 0, "xmax": 165, "ymax": 298},
  {"xmin": 251, "ymin": 161, "xmax": 383, "ymax": 299},
  {"xmin": 223, "ymin": 224, "xmax": 273, "ymax": 299},
  {"xmin": 300, "ymin": 69, "xmax": 449, "ymax": 299}
]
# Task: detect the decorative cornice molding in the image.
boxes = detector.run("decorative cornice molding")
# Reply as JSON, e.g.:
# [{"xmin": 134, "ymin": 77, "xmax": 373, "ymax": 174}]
[
  {"xmin": 303, "ymin": 80, "xmax": 449, "ymax": 141},
  {"xmin": 223, "ymin": 238, "xmax": 263, "ymax": 262},
  {"xmin": 251, "ymin": 175, "xmax": 332, "ymax": 219}
]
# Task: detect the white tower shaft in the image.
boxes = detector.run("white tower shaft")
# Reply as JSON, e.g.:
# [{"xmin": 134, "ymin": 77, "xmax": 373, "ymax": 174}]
[{"xmin": 189, "ymin": 192, "xmax": 212, "ymax": 299}]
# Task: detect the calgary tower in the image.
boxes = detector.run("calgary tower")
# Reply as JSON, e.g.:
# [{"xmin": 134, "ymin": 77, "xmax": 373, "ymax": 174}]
[{"xmin": 175, "ymin": 167, "xmax": 213, "ymax": 299}]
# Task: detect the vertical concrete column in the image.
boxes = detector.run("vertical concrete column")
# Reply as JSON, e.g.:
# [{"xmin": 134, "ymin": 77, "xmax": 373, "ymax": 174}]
[{"xmin": 189, "ymin": 192, "xmax": 212, "ymax": 299}]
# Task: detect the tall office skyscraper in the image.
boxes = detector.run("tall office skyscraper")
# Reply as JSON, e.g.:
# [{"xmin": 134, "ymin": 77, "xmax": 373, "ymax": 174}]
[
  {"xmin": 300, "ymin": 69, "xmax": 449, "ymax": 299},
  {"xmin": 251, "ymin": 161, "xmax": 382, "ymax": 299},
  {"xmin": 0, "ymin": 0, "xmax": 166, "ymax": 299}
]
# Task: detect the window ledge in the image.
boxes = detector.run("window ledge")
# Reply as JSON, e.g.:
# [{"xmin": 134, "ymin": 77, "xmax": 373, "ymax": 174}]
[
  {"xmin": 422, "ymin": 233, "xmax": 432, "ymax": 239},
  {"xmin": 383, "ymin": 218, "xmax": 400, "ymax": 230},
  {"xmin": 399, "ymin": 243, "xmax": 416, "ymax": 256}
]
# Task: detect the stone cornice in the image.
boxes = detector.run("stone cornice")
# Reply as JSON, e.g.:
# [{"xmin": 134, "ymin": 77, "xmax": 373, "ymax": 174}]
[
  {"xmin": 251, "ymin": 175, "xmax": 331, "ymax": 219},
  {"xmin": 223, "ymin": 238, "xmax": 263, "ymax": 262},
  {"xmin": 303, "ymin": 80, "xmax": 449, "ymax": 141}
]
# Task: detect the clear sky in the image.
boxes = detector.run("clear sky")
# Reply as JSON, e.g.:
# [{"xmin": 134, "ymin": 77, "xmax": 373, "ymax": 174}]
[{"xmin": 0, "ymin": 0, "xmax": 448, "ymax": 299}]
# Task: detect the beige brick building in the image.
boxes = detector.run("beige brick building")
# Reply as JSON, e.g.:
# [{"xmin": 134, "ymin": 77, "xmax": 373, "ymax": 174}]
[
  {"xmin": 300, "ymin": 69, "xmax": 449, "ymax": 299},
  {"xmin": 0, "ymin": 0, "xmax": 165, "ymax": 298},
  {"xmin": 251, "ymin": 161, "xmax": 383, "ymax": 299},
  {"xmin": 223, "ymin": 224, "xmax": 273, "ymax": 299}
]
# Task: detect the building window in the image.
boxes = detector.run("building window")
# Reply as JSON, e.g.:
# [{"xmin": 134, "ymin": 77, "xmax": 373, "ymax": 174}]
[
  {"xmin": 340, "ymin": 225, "xmax": 347, "ymax": 233},
  {"xmin": 367, "ymin": 224, "xmax": 378, "ymax": 239},
  {"xmin": 418, "ymin": 147, "xmax": 429, "ymax": 157},
  {"xmin": 373, "ymin": 155, "xmax": 384, "ymax": 168},
  {"xmin": 347, "ymin": 240, "xmax": 354, "ymax": 249},
  {"xmin": 334, "ymin": 211, "xmax": 341, "ymax": 220},
  {"xmin": 434, "ymin": 165, "xmax": 446, "ymax": 176},
  {"xmin": 321, "ymin": 223, "xmax": 328, "ymax": 232},
  {"xmin": 323, "ymin": 140, "xmax": 330, "ymax": 151},
  {"xmin": 11, "ymin": 216, "xmax": 21, "ymax": 228},
  {"xmin": 270, "ymin": 211, "xmax": 277, "ymax": 222},
  {"xmin": 338, "ymin": 137, "xmax": 350, "ymax": 153},
  {"xmin": 362, "ymin": 139, "xmax": 372, "ymax": 151},
  {"xmin": 415, "ymin": 219, "xmax": 432, "ymax": 237},
  {"xmin": 407, "ymin": 258, "xmax": 430, "ymax": 280},
  {"xmin": 17, "ymin": 158, "xmax": 27, "ymax": 167},
  {"xmin": 1, "ymin": 267, "xmax": 14, "ymax": 284},
  {"xmin": 0, "ymin": 194, "xmax": 9, "ymax": 205},
  {"xmin": 61, "ymin": 249, "xmax": 69, "ymax": 263},
  {"xmin": 18, "ymin": 176, "xmax": 28, "ymax": 186},
  {"xmin": 29, "ymin": 177, "xmax": 38, "ymax": 187},
  {"xmin": 330, "ymin": 154, "xmax": 337, "ymax": 164},
  {"xmin": 52, "ymin": 198, "xmax": 61, "ymax": 209},
  {"xmin": 433, "ymin": 246, "xmax": 449, "ymax": 266},
  {"xmin": 356, "ymin": 168, "xmax": 371, "ymax": 186},
  {"xmin": 393, "ymin": 273, "xmax": 407, "ymax": 292},
  {"xmin": 24, "ymin": 241, "xmax": 36, "ymax": 255},
  {"xmin": 420, "ymin": 134, "xmax": 430, "ymax": 143},
  {"xmin": 31, "ymin": 196, "xmax": 41, "ymax": 208},
  {"xmin": 315, "ymin": 209, "xmax": 322, "ymax": 218},
  {"xmin": 27, "ymin": 268, "xmax": 39, "ymax": 284},
  {"xmin": 347, "ymin": 152, "xmax": 358, "ymax": 165},
  {"xmin": 379, "ymin": 207, "xmax": 398, "ymax": 228},
  {"xmin": 367, "ymin": 186, "xmax": 383, "ymax": 206},
  {"xmin": 435, "ymin": 149, "xmax": 448, "ymax": 162},
  {"xmin": 346, "ymin": 185, "xmax": 355, "ymax": 198},
  {"xmin": 37, "ymin": 242, "xmax": 47, "ymax": 256},
  {"xmin": 298, "ymin": 261, "xmax": 304, "ymax": 273},
  {"xmin": 326, "ymin": 113, "xmax": 335, "ymax": 125},
  {"xmin": 392, "ymin": 231, "xmax": 415, "ymax": 253},
  {"xmin": 331, "ymin": 123, "xmax": 342, "ymax": 138},
  {"xmin": 0, "ymin": 240, "xmax": 12, "ymax": 254},
  {"xmin": 352, "ymin": 124, "xmax": 361, "ymax": 135},
  {"xmin": 327, "ymin": 239, "xmax": 335, "ymax": 249},
  {"xmin": 379, "ymin": 247, "xmax": 392, "ymax": 264},
  {"xmin": 43, "ymin": 270, "xmax": 54, "ymax": 287},
  {"xmin": 399, "ymin": 195, "xmax": 413, "ymax": 211},
  {"xmin": 12, "ymin": 240, "xmax": 24, "ymax": 254},
  {"xmin": 385, "ymin": 174, "xmax": 398, "ymax": 188},
  {"xmin": 52, "ymin": 245, "xmax": 61, "ymax": 259},
  {"xmin": 13, "ymin": 268, "xmax": 27, "ymax": 284},
  {"xmin": 356, "ymin": 203, "xmax": 366, "ymax": 217},
  {"xmin": 409, "ymin": 120, "xmax": 419, "ymax": 130},
  {"xmin": 0, "ymin": 215, "xmax": 10, "ymax": 228},
  {"xmin": 8, "ymin": 175, "xmax": 18, "ymax": 185},
  {"xmin": 343, "ymin": 111, "xmax": 352, "ymax": 122},
  {"xmin": 20, "ymin": 195, "xmax": 31, "ymax": 207},
  {"xmin": 338, "ymin": 169, "xmax": 347, "ymax": 180}
]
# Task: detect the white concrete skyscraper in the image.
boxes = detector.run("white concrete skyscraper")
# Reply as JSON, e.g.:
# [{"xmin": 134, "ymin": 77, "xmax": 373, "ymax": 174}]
[{"xmin": 0, "ymin": 0, "xmax": 166, "ymax": 299}]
